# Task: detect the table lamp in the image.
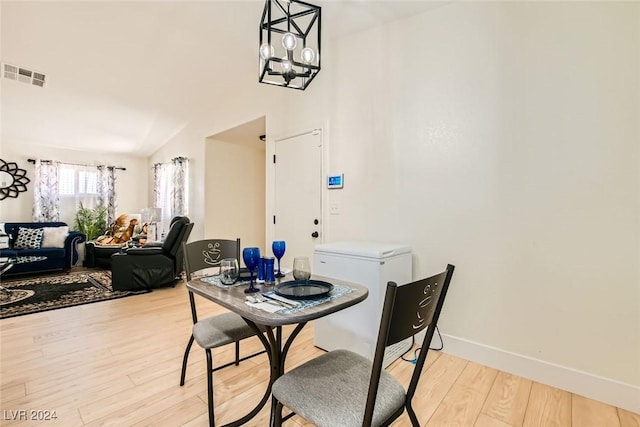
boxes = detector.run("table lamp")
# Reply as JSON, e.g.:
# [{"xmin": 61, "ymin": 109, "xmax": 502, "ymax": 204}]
[{"xmin": 141, "ymin": 207, "xmax": 162, "ymax": 242}]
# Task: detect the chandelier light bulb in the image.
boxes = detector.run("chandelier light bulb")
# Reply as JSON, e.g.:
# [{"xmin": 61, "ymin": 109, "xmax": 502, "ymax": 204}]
[
  {"xmin": 281, "ymin": 57, "xmax": 293, "ymax": 73},
  {"xmin": 282, "ymin": 33, "xmax": 297, "ymax": 51},
  {"xmin": 259, "ymin": 43, "xmax": 275, "ymax": 60},
  {"xmin": 301, "ymin": 48, "xmax": 315, "ymax": 64}
]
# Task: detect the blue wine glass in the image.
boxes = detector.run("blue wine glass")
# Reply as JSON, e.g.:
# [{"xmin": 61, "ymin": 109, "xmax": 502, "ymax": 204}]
[
  {"xmin": 272, "ymin": 241, "xmax": 286, "ymax": 278},
  {"xmin": 242, "ymin": 247, "xmax": 261, "ymax": 294}
]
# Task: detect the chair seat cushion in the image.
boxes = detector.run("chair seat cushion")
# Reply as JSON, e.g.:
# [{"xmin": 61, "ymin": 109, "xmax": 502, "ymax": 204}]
[
  {"xmin": 192, "ymin": 312, "xmax": 259, "ymax": 349},
  {"xmin": 272, "ymin": 349, "xmax": 406, "ymax": 427}
]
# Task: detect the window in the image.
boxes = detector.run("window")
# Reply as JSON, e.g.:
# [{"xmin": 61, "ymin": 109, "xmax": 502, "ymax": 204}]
[
  {"xmin": 59, "ymin": 166, "xmax": 98, "ymax": 196},
  {"xmin": 32, "ymin": 160, "xmax": 117, "ymax": 225},
  {"xmin": 78, "ymin": 170, "xmax": 98, "ymax": 194},
  {"xmin": 58, "ymin": 165, "xmax": 102, "ymax": 227},
  {"xmin": 59, "ymin": 168, "xmax": 75, "ymax": 195}
]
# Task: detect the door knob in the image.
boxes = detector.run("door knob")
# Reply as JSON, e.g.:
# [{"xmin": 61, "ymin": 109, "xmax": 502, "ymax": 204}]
[{"xmin": 311, "ymin": 231, "xmax": 319, "ymax": 238}]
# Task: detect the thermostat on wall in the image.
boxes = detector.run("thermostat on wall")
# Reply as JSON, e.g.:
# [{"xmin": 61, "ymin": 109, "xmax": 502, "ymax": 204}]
[{"xmin": 327, "ymin": 174, "xmax": 344, "ymax": 189}]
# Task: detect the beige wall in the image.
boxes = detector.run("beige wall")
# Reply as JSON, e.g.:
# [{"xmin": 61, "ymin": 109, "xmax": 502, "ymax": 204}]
[
  {"xmin": 0, "ymin": 142, "xmax": 149, "ymax": 224},
  {"xmin": 151, "ymin": 1, "xmax": 639, "ymax": 411},
  {"xmin": 204, "ymin": 135, "xmax": 265, "ymax": 250}
]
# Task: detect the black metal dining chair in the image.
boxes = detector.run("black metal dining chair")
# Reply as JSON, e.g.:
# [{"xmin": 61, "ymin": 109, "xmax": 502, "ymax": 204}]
[
  {"xmin": 271, "ymin": 264, "xmax": 456, "ymax": 427},
  {"xmin": 180, "ymin": 238, "xmax": 268, "ymax": 427}
]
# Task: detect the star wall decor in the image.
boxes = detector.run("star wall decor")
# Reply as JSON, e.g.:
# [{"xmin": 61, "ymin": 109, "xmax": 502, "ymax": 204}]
[{"xmin": 0, "ymin": 159, "xmax": 31, "ymax": 200}]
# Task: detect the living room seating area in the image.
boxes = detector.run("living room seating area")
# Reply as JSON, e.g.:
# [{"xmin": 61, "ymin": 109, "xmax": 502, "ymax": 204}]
[{"xmin": 0, "ymin": 222, "xmax": 86, "ymax": 276}]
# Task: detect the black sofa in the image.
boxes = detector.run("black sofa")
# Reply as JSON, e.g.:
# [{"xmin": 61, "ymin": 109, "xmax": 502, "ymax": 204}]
[{"xmin": 1, "ymin": 222, "xmax": 86, "ymax": 276}]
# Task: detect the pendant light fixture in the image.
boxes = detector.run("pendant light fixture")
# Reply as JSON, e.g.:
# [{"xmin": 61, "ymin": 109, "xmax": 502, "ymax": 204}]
[{"xmin": 259, "ymin": 0, "xmax": 321, "ymax": 90}]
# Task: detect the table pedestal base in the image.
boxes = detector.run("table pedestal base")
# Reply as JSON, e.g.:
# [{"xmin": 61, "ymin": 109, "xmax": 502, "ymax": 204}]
[{"xmin": 220, "ymin": 321, "xmax": 307, "ymax": 427}]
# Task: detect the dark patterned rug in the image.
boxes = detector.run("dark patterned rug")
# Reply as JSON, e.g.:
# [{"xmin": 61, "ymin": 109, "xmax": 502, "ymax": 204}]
[{"xmin": 0, "ymin": 270, "xmax": 149, "ymax": 319}]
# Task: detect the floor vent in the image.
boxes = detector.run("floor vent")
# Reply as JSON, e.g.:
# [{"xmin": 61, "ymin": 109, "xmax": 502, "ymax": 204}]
[{"xmin": 2, "ymin": 63, "xmax": 46, "ymax": 88}]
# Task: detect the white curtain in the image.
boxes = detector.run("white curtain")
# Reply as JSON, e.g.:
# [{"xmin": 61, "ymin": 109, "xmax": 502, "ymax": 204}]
[
  {"xmin": 32, "ymin": 160, "xmax": 60, "ymax": 222},
  {"xmin": 171, "ymin": 157, "xmax": 188, "ymax": 217},
  {"xmin": 153, "ymin": 157, "xmax": 189, "ymax": 237},
  {"xmin": 97, "ymin": 165, "xmax": 117, "ymax": 225}
]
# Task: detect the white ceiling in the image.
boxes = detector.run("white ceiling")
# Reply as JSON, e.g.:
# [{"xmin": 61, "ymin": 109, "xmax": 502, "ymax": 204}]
[{"xmin": 1, "ymin": 1, "xmax": 445, "ymax": 157}]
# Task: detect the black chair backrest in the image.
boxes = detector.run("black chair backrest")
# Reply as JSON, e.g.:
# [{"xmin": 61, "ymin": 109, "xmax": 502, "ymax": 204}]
[
  {"xmin": 363, "ymin": 264, "xmax": 455, "ymax": 426},
  {"xmin": 182, "ymin": 238, "xmax": 241, "ymax": 281},
  {"xmin": 174, "ymin": 222, "xmax": 194, "ymax": 275},
  {"xmin": 162, "ymin": 216, "xmax": 191, "ymax": 257},
  {"xmin": 182, "ymin": 238, "xmax": 241, "ymax": 324}
]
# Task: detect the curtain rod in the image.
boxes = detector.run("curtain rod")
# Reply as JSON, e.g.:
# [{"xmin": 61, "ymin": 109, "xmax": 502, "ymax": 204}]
[
  {"xmin": 27, "ymin": 158, "xmax": 126, "ymax": 171},
  {"xmin": 153, "ymin": 156, "xmax": 188, "ymax": 168}
]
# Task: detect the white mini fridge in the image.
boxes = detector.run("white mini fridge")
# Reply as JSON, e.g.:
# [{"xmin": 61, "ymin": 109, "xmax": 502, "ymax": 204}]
[{"xmin": 313, "ymin": 241, "xmax": 413, "ymax": 367}]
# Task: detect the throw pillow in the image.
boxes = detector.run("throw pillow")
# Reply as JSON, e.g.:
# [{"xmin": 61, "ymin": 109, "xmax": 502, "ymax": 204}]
[
  {"xmin": 14, "ymin": 227, "xmax": 44, "ymax": 249},
  {"xmin": 41, "ymin": 226, "xmax": 69, "ymax": 248}
]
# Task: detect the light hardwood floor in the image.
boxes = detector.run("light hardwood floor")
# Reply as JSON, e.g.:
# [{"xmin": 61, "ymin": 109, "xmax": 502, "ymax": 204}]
[{"xmin": 1, "ymin": 275, "xmax": 638, "ymax": 427}]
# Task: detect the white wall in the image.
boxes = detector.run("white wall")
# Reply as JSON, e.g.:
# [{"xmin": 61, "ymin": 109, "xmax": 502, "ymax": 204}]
[
  {"xmin": 325, "ymin": 0, "xmax": 639, "ymax": 405},
  {"xmin": 0, "ymin": 142, "xmax": 149, "ymax": 224},
  {"xmin": 149, "ymin": 1, "xmax": 639, "ymax": 411}
]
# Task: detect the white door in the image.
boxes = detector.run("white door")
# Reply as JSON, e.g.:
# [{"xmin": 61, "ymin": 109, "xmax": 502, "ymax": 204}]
[{"xmin": 273, "ymin": 129, "xmax": 323, "ymax": 270}]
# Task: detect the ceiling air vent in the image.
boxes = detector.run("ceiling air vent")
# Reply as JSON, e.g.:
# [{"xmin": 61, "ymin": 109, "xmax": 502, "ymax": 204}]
[{"xmin": 2, "ymin": 63, "xmax": 46, "ymax": 88}]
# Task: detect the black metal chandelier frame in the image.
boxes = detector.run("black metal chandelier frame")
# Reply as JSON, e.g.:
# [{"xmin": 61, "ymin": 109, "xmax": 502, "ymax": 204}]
[{"xmin": 259, "ymin": 0, "xmax": 321, "ymax": 90}]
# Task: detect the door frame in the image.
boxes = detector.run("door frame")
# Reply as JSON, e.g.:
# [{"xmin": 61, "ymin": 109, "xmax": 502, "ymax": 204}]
[{"xmin": 266, "ymin": 123, "xmax": 327, "ymax": 252}]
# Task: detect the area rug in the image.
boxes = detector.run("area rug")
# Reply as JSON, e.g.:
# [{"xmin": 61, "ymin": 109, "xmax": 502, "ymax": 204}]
[{"xmin": 0, "ymin": 271, "xmax": 149, "ymax": 319}]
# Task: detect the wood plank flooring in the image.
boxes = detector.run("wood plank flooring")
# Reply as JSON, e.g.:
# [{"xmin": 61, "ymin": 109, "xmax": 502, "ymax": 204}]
[{"xmin": 1, "ymin": 274, "xmax": 638, "ymax": 426}]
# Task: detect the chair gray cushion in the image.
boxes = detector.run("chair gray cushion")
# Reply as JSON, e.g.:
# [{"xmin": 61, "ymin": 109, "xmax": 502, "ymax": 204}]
[
  {"xmin": 272, "ymin": 349, "xmax": 406, "ymax": 427},
  {"xmin": 192, "ymin": 312, "xmax": 258, "ymax": 349}
]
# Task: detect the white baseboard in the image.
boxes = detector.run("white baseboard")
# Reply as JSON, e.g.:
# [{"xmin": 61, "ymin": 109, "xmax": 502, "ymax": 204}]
[{"xmin": 440, "ymin": 333, "xmax": 640, "ymax": 414}]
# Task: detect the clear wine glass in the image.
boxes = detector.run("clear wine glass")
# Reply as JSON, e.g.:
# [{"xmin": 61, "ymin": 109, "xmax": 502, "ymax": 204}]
[
  {"xmin": 242, "ymin": 247, "xmax": 261, "ymax": 293},
  {"xmin": 272, "ymin": 241, "xmax": 286, "ymax": 278},
  {"xmin": 292, "ymin": 257, "xmax": 311, "ymax": 282},
  {"xmin": 219, "ymin": 258, "xmax": 239, "ymax": 285}
]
